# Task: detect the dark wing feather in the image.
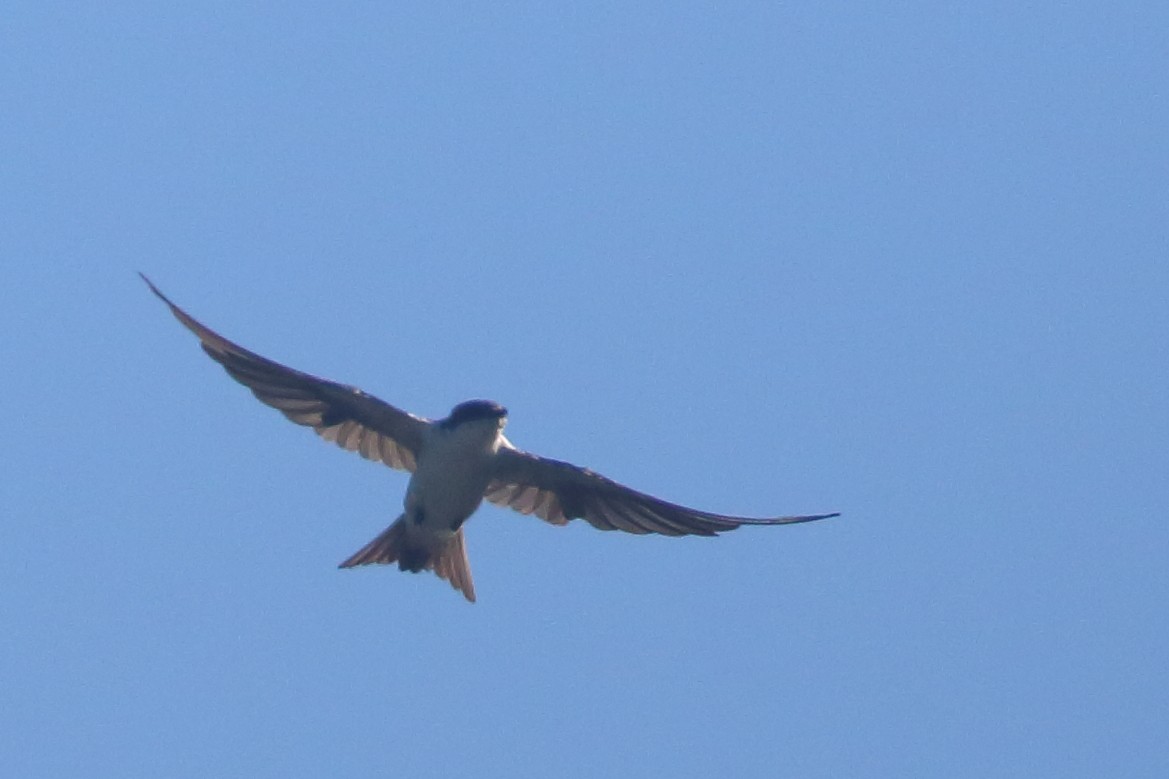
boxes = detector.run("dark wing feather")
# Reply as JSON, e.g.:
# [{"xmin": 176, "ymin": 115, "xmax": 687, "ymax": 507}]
[
  {"xmin": 142, "ymin": 274, "xmax": 427, "ymax": 471},
  {"xmin": 485, "ymin": 445, "xmax": 838, "ymax": 537}
]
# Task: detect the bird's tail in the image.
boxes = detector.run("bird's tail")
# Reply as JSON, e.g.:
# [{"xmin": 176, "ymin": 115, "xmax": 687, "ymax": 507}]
[{"xmin": 338, "ymin": 515, "xmax": 476, "ymax": 603}]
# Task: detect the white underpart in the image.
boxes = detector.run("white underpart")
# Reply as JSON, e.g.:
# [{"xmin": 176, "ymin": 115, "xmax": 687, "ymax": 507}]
[{"xmin": 402, "ymin": 417, "xmax": 505, "ymax": 549}]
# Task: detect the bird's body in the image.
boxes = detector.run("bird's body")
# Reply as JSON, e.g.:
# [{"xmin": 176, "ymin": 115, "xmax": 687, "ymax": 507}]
[
  {"xmin": 409, "ymin": 409, "xmax": 507, "ymax": 535},
  {"xmin": 142, "ymin": 274, "xmax": 838, "ymax": 603},
  {"xmin": 342, "ymin": 408, "xmax": 509, "ymax": 600}
]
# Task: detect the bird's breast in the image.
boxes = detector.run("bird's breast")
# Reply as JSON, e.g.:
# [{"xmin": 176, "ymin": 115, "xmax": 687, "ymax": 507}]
[{"xmin": 405, "ymin": 429, "xmax": 497, "ymax": 530}]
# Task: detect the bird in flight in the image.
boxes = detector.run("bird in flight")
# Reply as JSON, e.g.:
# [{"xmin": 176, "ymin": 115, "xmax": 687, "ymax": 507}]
[{"xmin": 142, "ymin": 275, "xmax": 838, "ymax": 602}]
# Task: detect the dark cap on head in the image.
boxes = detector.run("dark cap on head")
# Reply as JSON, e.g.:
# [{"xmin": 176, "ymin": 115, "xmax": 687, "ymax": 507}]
[{"xmin": 443, "ymin": 399, "xmax": 508, "ymax": 429}]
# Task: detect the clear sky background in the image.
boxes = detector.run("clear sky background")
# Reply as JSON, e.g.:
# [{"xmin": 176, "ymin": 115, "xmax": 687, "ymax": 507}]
[{"xmin": 2, "ymin": 3, "xmax": 1166, "ymax": 777}]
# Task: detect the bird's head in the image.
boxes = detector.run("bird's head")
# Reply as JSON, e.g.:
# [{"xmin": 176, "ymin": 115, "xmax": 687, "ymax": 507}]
[{"xmin": 441, "ymin": 399, "xmax": 509, "ymax": 431}]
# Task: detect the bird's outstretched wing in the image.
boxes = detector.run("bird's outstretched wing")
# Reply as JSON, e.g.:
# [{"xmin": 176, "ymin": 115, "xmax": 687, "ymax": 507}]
[
  {"xmin": 141, "ymin": 274, "xmax": 429, "ymax": 471},
  {"xmin": 485, "ymin": 443, "xmax": 838, "ymax": 536}
]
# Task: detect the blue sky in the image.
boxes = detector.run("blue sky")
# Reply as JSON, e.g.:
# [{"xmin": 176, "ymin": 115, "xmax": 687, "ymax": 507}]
[{"xmin": 2, "ymin": 3, "xmax": 1166, "ymax": 777}]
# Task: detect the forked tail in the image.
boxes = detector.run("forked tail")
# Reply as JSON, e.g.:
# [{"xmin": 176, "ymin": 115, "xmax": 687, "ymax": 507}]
[{"xmin": 339, "ymin": 516, "xmax": 476, "ymax": 603}]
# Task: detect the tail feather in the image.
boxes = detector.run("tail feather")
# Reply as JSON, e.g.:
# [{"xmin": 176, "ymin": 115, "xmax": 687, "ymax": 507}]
[
  {"xmin": 338, "ymin": 515, "xmax": 409, "ymax": 568},
  {"xmin": 339, "ymin": 516, "xmax": 476, "ymax": 603},
  {"xmin": 432, "ymin": 530, "xmax": 476, "ymax": 603}
]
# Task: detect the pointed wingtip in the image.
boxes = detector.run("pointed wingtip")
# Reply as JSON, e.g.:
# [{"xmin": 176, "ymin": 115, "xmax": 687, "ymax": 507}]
[
  {"xmin": 138, "ymin": 271, "xmax": 173, "ymax": 306},
  {"xmin": 769, "ymin": 511, "xmax": 841, "ymax": 525},
  {"xmin": 137, "ymin": 274, "xmax": 212, "ymax": 342}
]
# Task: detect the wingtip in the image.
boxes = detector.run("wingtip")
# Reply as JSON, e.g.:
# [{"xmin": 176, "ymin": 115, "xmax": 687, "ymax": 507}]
[
  {"xmin": 138, "ymin": 272, "xmax": 170, "ymax": 305},
  {"xmin": 139, "ymin": 274, "xmax": 202, "ymax": 334},
  {"xmin": 771, "ymin": 511, "xmax": 841, "ymax": 525}
]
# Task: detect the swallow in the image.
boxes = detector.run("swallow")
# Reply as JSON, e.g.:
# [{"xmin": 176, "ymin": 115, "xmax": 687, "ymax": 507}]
[{"xmin": 142, "ymin": 274, "xmax": 838, "ymax": 602}]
